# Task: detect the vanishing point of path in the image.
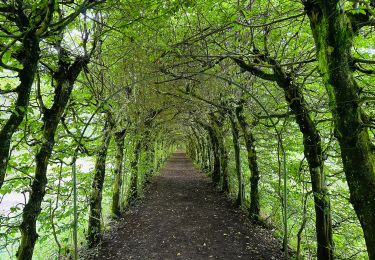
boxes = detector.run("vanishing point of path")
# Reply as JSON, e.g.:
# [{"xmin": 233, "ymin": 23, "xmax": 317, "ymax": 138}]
[{"xmin": 88, "ymin": 152, "xmax": 283, "ymax": 260}]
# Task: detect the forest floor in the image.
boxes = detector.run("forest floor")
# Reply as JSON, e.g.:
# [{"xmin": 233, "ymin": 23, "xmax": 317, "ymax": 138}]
[{"xmin": 85, "ymin": 152, "xmax": 284, "ymax": 260}]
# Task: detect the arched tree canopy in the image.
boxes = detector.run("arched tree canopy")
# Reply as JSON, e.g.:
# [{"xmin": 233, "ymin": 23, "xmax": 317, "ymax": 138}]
[{"xmin": 1, "ymin": 0, "xmax": 375, "ymax": 259}]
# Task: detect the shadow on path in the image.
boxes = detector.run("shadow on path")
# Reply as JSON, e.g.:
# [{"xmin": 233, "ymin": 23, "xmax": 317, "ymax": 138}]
[{"xmin": 87, "ymin": 152, "xmax": 283, "ymax": 260}]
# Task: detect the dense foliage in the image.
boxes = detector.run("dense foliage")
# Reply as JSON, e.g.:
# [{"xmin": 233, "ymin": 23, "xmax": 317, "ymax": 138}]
[{"xmin": 1, "ymin": 0, "xmax": 375, "ymax": 259}]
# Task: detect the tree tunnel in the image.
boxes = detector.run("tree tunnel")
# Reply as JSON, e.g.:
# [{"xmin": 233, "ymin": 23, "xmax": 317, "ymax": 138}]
[{"xmin": 1, "ymin": 0, "xmax": 375, "ymax": 259}]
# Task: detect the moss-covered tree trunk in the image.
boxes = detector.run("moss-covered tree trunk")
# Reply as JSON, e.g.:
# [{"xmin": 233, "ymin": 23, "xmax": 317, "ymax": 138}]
[
  {"xmin": 198, "ymin": 135, "xmax": 205, "ymax": 168},
  {"xmin": 192, "ymin": 127, "xmax": 207, "ymax": 169},
  {"xmin": 229, "ymin": 114, "xmax": 244, "ymax": 207},
  {"xmin": 304, "ymin": 2, "xmax": 375, "ymax": 258},
  {"xmin": 143, "ymin": 133, "xmax": 154, "ymax": 183},
  {"xmin": 128, "ymin": 140, "xmax": 142, "ymax": 203},
  {"xmin": 234, "ymin": 56, "xmax": 333, "ymax": 258},
  {"xmin": 235, "ymin": 101, "xmax": 260, "ymax": 221},
  {"xmin": 206, "ymin": 135, "xmax": 212, "ymax": 172},
  {"xmin": 218, "ymin": 134, "xmax": 229, "ymax": 192},
  {"xmin": 17, "ymin": 54, "xmax": 88, "ymax": 259},
  {"xmin": 218, "ymin": 131, "xmax": 229, "ymax": 193},
  {"xmin": 0, "ymin": 33, "xmax": 39, "ymax": 189},
  {"xmin": 87, "ymin": 113, "xmax": 114, "ymax": 247},
  {"xmin": 275, "ymin": 61, "xmax": 334, "ymax": 259},
  {"xmin": 153, "ymin": 140, "xmax": 159, "ymax": 170},
  {"xmin": 211, "ymin": 113, "xmax": 229, "ymax": 192},
  {"xmin": 191, "ymin": 128, "xmax": 202, "ymax": 165},
  {"xmin": 207, "ymin": 127, "xmax": 221, "ymax": 184},
  {"xmin": 146, "ymin": 139, "xmax": 156, "ymax": 181},
  {"xmin": 281, "ymin": 76, "xmax": 333, "ymax": 260},
  {"xmin": 201, "ymin": 136, "xmax": 209, "ymax": 171},
  {"xmin": 111, "ymin": 129, "xmax": 126, "ymax": 218}
]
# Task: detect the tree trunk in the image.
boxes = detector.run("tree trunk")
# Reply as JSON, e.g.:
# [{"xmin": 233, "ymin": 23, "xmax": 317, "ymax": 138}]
[
  {"xmin": 274, "ymin": 62, "xmax": 334, "ymax": 259},
  {"xmin": 304, "ymin": 2, "xmax": 375, "ymax": 258},
  {"xmin": 218, "ymin": 132, "xmax": 229, "ymax": 193},
  {"xmin": 0, "ymin": 33, "xmax": 39, "ymax": 189},
  {"xmin": 235, "ymin": 102, "xmax": 260, "ymax": 221},
  {"xmin": 207, "ymin": 127, "xmax": 221, "ymax": 184},
  {"xmin": 142, "ymin": 133, "xmax": 152, "ymax": 183},
  {"xmin": 201, "ymin": 137, "xmax": 208, "ymax": 171},
  {"xmin": 200, "ymin": 136, "xmax": 206, "ymax": 169},
  {"xmin": 212, "ymin": 114, "xmax": 229, "ymax": 193},
  {"xmin": 128, "ymin": 140, "xmax": 142, "ymax": 203},
  {"xmin": 282, "ymin": 79, "xmax": 333, "ymax": 260},
  {"xmin": 153, "ymin": 140, "xmax": 159, "ymax": 170},
  {"xmin": 17, "ymin": 55, "xmax": 88, "ymax": 260},
  {"xmin": 234, "ymin": 55, "xmax": 334, "ymax": 257},
  {"xmin": 191, "ymin": 127, "xmax": 204, "ymax": 167},
  {"xmin": 111, "ymin": 129, "xmax": 126, "ymax": 218},
  {"xmin": 230, "ymin": 114, "xmax": 244, "ymax": 207},
  {"xmin": 147, "ymin": 140, "xmax": 156, "ymax": 180},
  {"xmin": 205, "ymin": 136, "xmax": 212, "ymax": 172},
  {"xmin": 88, "ymin": 113, "xmax": 114, "ymax": 247}
]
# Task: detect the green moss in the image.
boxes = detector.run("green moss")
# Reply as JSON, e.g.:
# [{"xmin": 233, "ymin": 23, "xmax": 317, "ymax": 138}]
[{"xmin": 314, "ymin": 15, "xmax": 336, "ymax": 111}]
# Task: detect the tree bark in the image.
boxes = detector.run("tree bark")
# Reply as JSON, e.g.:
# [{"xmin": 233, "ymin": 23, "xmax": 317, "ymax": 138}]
[
  {"xmin": 143, "ymin": 133, "xmax": 153, "ymax": 183},
  {"xmin": 128, "ymin": 140, "xmax": 142, "ymax": 203},
  {"xmin": 191, "ymin": 127, "xmax": 205, "ymax": 167},
  {"xmin": 146, "ymin": 139, "xmax": 156, "ymax": 181},
  {"xmin": 218, "ymin": 131, "xmax": 229, "ymax": 193},
  {"xmin": 229, "ymin": 114, "xmax": 244, "ymax": 207},
  {"xmin": 281, "ymin": 74, "xmax": 333, "ymax": 260},
  {"xmin": 207, "ymin": 127, "xmax": 221, "ymax": 184},
  {"xmin": 235, "ymin": 101, "xmax": 260, "ymax": 221},
  {"xmin": 201, "ymin": 136, "xmax": 208, "ymax": 171},
  {"xmin": 0, "ymin": 33, "xmax": 39, "ymax": 189},
  {"xmin": 17, "ymin": 54, "xmax": 89, "ymax": 260},
  {"xmin": 87, "ymin": 113, "xmax": 114, "ymax": 247},
  {"xmin": 234, "ymin": 56, "xmax": 334, "ymax": 258},
  {"xmin": 111, "ymin": 129, "xmax": 126, "ymax": 218},
  {"xmin": 205, "ymin": 135, "xmax": 212, "ymax": 172},
  {"xmin": 211, "ymin": 114, "xmax": 229, "ymax": 193},
  {"xmin": 304, "ymin": 2, "xmax": 375, "ymax": 258}
]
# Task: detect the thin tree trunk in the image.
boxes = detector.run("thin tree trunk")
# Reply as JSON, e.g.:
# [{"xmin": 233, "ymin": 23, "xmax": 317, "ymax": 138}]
[
  {"xmin": 120, "ymin": 140, "xmax": 129, "ymax": 210},
  {"xmin": 201, "ymin": 137, "xmax": 208, "ymax": 171},
  {"xmin": 128, "ymin": 140, "xmax": 141, "ymax": 203},
  {"xmin": 212, "ymin": 115, "xmax": 229, "ymax": 193},
  {"xmin": 143, "ymin": 138, "xmax": 154, "ymax": 184},
  {"xmin": 142, "ymin": 133, "xmax": 150, "ymax": 183},
  {"xmin": 208, "ymin": 127, "xmax": 221, "ymax": 185},
  {"xmin": 153, "ymin": 140, "xmax": 158, "ymax": 170},
  {"xmin": 218, "ymin": 132, "xmax": 229, "ymax": 193},
  {"xmin": 111, "ymin": 129, "xmax": 126, "ymax": 218},
  {"xmin": 191, "ymin": 127, "xmax": 203, "ymax": 166},
  {"xmin": 199, "ymin": 136, "xmax": 206, "ymax": 168},
  {"xmin": 146, "ymin": 140, "xmax": 156, "ymax": 181},
  {"xmin": 0, "ymin": 33, "xmax": 39, "ymax": 189},
  {"xmin": 280, "ymin": 73, "xmax": 333, "ymax": 259},
  {"xmin": 230, "ymin": 114, "xmax": 244, "ymax": 207},
  {"xmin": 235, "ymin": 101, "xmax": 261, "ymax": 221},
  {"xmin": 87, "ymin": 113, "xmax": 114, "ymax": 247},
  {"xmin": 208, "ymin": 137, "xmax": 213, "ymax": 172},
  {"xmin": 17, "ymin": 55, "xmax": 88, "ymax": 260}
]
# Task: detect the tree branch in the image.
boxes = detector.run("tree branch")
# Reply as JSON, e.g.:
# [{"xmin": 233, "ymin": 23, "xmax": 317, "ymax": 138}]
[
  {"xmin": 232, "ymin": 57, "xmax": 276, "ymax": 81},
  {"xmin": 355, "ymin": 64, "xmax": 375, "ymax": 74},
  {"xmin": 237, "ymin": 12, "xmax": 306, "ymax": 28}
]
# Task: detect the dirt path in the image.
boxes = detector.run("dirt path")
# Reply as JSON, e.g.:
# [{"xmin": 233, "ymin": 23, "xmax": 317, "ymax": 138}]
[{"xmin": 88, "ymin": 152, "xmax": 283, "ymax": 259}]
